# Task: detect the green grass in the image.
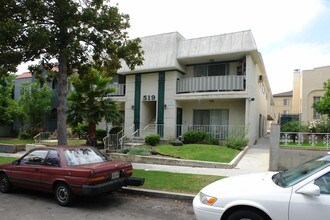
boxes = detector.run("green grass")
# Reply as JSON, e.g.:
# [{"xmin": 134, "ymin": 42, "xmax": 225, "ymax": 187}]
[
  {"xmin": 155, "ymin": 144, "xmax": 239, "ymax": 163},
  {"xmin": 0, "ymin": 157, "xmax": 17, "ymax": 164},
  {"xmin": 0, "ymin": 138, "xmax": 87, "ymax": 146},
  {"xmin": 0, "ymin": 139, "xmax": 34, "ymax": 145},
  {"xmin": 132, "ymin": 169, "xmax": 223, "ymax": 194},
  {"xmin": 280, "ymin": 142, "xmax": 330, "ymax": 150}
]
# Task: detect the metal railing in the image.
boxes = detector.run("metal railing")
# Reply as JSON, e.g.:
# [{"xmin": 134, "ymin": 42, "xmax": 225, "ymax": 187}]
[
  {"xmin": 177, "ymin": 75, "xmax": 245, "ymax": 93},
  {"xmin": 280, "ymin": 132, "xmax": 330, "ymax": 149},
  {"xmin": 143, "ymin": 124, "xmax": 164, "ymax": 138},
  {"xmin": 103, "ymin": 129, "xmax": 124, "ymax": 152},
  {"xmin": 178, "ymin": 125, "xmax": 246, "ymax": 140},
  {"xmin": 33, "ymin": 132, "xmax": 52, "ymax": 143},
  {"xmin": 107, "ymin": 84, "xmax": 126, "ymax": 96}
]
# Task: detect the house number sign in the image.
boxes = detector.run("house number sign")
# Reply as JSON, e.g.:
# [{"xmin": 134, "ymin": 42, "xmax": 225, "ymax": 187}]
[{"xmin": 143, "ymin": 95, "xmax": 156, "ymax": 101}]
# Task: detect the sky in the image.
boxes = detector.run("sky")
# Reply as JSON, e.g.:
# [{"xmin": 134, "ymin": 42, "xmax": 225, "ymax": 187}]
[{"xmin": 18, "ymin": 0, "xmax": 330, "ymax": 94}]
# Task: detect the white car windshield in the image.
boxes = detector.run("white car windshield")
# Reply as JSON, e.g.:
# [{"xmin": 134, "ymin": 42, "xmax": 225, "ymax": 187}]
[
  {"xmin": 64, "ymin": 148, "xmax": 108, "ymax": 166},
  {"xmin": 273, "ymin": 155, "xmax": 330, "ymax": 187}
]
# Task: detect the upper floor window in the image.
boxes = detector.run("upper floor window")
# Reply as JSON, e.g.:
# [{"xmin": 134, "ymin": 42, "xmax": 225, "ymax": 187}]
[
  {"xmin": 283, "ymin": 99, "xmax": 289, "ymax": 106},
  {"xmin": 194, "ymin": 63, "xmax": 228, "ymax": 77},
  {"xmin": 313, "ymin": 96, "xmax": 321, "ymax": 119}
]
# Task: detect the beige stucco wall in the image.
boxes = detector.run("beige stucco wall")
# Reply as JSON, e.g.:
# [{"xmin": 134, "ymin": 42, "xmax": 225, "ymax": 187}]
[
  {"xmin": 273, "ymin": 96, "xmax": 293, "ymax": 122},
  {"xmin": 292, "ymin": 71, "xmax": 301, "ymax": 114},
  {"xmin": 300, "ymin": 66, "xmax": 330, "ymax": 122}
]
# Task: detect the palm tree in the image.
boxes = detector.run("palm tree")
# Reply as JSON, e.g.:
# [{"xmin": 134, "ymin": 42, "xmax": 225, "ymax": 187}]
[{"xmin": 67, "ymin": 68, "xmax": 120, "ymax": 146}]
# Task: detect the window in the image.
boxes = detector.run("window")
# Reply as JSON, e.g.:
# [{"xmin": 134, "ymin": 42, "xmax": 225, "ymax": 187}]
[
  {"xmin": 194, "ymin": 64, "xmax": 228, "ymax": 77},
  {"xmin": 314, "ymin": 172, "xmax": 330, "ymax": 194},
  {"xmin": 313, "ymin": 96, "xmax": 321, "ymax": 119},
  {"xmin": 44, "ymin": 150, "xmax": 60, "ymax": 167},
  {"xmin": 20, "ymin": 150, "xmax": 49, "ymax": 165},
  {"xmin": 64, "ymin": 148, "xmax": 108, "ymax": 166},
  {"xmin": 193, "ymin": 109, "xmax": 229, "ymax": 139},
  {"xmin": 283, "ymin": 99, "xmax": 289, "ymax": 106}
]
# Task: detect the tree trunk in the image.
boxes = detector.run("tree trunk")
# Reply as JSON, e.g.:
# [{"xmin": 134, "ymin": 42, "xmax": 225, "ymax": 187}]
[
  {"xmin": 87, "ymin": 122, "xmax": 97, "ymax": 147},
  {"xmin": 57, "ymin": 53, "xmax": 68, "ymax": 145}
]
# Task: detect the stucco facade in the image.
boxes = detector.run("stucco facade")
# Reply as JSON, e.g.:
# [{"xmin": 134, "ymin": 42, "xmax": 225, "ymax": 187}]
[
  {"xmin": 110, "ymin": 31, "xmax": 274, "ymax": 145},
  {"xmin": 272, "ymin": 91, "xmax": 293, "ymax": 123},
  {"xmin": 292, "ymin": 66, "xmax": 330, "ymax": 123}
]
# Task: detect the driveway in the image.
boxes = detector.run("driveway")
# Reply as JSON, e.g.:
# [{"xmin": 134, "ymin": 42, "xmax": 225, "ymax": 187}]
[{"xmin": 0, "ymin": 189, "xmax": 195, "ymax": 220}]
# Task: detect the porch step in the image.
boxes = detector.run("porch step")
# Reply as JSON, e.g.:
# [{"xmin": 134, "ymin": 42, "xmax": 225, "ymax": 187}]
[{"xmin": 123, "ymin": 142, "xmax": 145, "ymax": 147}]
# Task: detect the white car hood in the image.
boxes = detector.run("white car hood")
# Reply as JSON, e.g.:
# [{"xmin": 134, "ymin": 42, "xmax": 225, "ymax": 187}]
[{"xmin": 201, "ymin": 172, "xmax": 282, "ymax": 198}]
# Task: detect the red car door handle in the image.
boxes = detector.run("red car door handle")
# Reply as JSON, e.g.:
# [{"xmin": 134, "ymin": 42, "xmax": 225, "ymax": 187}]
[{"xmin": 35, "ymin": 168, "xmax": 39, "ymax": 171}]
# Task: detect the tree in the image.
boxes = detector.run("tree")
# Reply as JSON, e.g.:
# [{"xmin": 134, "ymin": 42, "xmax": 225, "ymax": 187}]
[
  {"xmin": 0, "ymin": 0, "xmax": 143, "ymax": 145},
  {"xmin": 67, "ymin": 68, "xmax": 120, "ymax": 146},
  {"xmin": 313, "ymin": 79, "xmax": 330, "ymax": 118},
  {"xmin": 18, "ymin": 81, "xmax": 52, "ymax": 134},
  {"xmin": 0, "ymin": 74, "xmax": 16, "ymax": 125}
]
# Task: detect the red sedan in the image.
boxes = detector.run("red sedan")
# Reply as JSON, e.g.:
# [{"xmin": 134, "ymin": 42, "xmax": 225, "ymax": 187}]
[{"xmin": 0, "ymin": 146, "xmax": 144, "ymax": 206}]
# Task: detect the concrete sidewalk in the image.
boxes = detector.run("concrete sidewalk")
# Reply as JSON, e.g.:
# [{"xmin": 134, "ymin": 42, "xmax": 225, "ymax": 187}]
[{"xmin": 133, "ymin": 135, "xmax": 270, "ymax": 177}]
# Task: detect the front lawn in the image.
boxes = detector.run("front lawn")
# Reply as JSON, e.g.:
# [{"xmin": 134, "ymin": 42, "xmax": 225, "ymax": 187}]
[
  {"xmin": 0, "ymin": 138, "xmax": 87, "ymax": 146},
  {"xmin": 155, "ymin": 144, "xmax": 239, "ymax": 163},
  {"xmin": 0, "ymin": 139, "xmax": 34, "ymax": 145},
  {"xmin": 0, "ymin": 157, "xmax": 17, "ymax": 164},
  {"xmin": 132, "ymin": 169, "xmax": 223, "ymax": 194}
]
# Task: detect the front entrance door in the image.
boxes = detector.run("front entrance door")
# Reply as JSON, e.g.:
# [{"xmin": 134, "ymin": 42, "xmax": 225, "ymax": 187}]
[{"xmin": 176, "ymin": 108, "xmax": 183, "ymax": 138}]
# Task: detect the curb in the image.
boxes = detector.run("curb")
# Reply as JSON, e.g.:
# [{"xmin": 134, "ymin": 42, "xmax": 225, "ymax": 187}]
[{"xmin": 121, "ymin": 187, "xmax": 195, "ymax": 202}]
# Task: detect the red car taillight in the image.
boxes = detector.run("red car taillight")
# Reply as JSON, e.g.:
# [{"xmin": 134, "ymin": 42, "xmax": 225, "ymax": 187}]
[{"xmin": 89, "ymin": 175, "xmax": 106, "ymax": 185}]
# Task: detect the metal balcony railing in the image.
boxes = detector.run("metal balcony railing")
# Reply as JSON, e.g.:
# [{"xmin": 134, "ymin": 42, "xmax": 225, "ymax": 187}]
[
  {"xmin": 176, "ymin": 75, "xmax": 245, "ymax": 93},
  {"xmin": 107, "ymin": 84, "xmax": 125, "ymax": 96}
]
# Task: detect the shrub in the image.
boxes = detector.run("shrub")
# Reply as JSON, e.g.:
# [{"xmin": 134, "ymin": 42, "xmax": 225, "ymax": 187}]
[
  {"xmin": 182, "ymin": 130, "xmax": 208, "ymax": 144},
  {"xmin": 109, "ymin": 126, "xmax": 123, "ymax": 134},
  {"xmin": 224, "ymin": 135, "xmax": 248, "ymax": 150},
  {"xmin": 126, "ymin": 146, "xmax": 151, "ymax": 156},
  {"xmin": 96, "ymin": 129, "xmax": 107, "ymax": 141},
  {"xmin": 309, "ymin": 120, "xmax": 330, "ymax": 133},
  {"xmin": 145, "ymin": 134, "xmax": 161, "ymax": 146},
  {"xmin": 71, "ymin": 122, "xmax": 88, "ymax": 138},
  {"xmin": 281, "ymin": 121, "xmax": 309, "ymax": 132},
  {"xmin": 18, "ymin": 131, "xmax": 31, "ymax": 140}
]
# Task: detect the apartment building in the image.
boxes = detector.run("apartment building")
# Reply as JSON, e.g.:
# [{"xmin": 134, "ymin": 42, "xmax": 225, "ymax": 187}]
[
  {"xmin": 14, "ymin": 72, "xmax": 58, "ymax": 132},
  {"xmin": 292, "ymin": 66, "xmax": 330, "ymax": 123},
  {"xmin": 273, "ymin": 90, "xmax": 293, "ymax": 123},
  {"xmin": 109, "ymin": 30, "xmax": 274, "ymax": 145}
]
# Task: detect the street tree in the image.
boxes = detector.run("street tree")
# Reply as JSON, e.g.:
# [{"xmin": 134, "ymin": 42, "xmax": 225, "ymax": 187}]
[
  {"xmin": 18, "ymin": 81, "xmax": 53, "ymax": 134},
  {"xmin": 0, "ymin": 0, "xmax": 143, "ymax": 144},
  {"xmin": 0, "ymin": 74, "xmax": 16, "ymax": 125},
  {"xmin": 313, "ymin": 79, "xmax": 330, "ymax": 118},
  {"xmin": 67, "ymin": 68, "xmax": 120, "ymax": 146}
]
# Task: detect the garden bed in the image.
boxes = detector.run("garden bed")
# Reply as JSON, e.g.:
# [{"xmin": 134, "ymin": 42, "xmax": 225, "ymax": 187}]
[{"xmin": 0, "ymin": 144, "xmax": 26, "ymax": 153}]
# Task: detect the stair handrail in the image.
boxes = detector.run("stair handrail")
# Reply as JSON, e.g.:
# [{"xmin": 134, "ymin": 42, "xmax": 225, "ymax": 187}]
[{"xmin": 130, "ymin": 129, "xmax": 140, "ymax": 142}]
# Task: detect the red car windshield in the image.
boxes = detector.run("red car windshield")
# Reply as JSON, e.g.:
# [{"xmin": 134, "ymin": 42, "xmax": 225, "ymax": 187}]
[{"xmin": 64, "ymin": 148, "xmax": 109, "ymax": 166}]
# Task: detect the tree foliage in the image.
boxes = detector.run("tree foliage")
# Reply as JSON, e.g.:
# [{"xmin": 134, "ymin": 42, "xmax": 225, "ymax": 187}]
[
  {"xmin": 0, "ymin": 0, "xmax": 143, "ymax": 144},
  {"xmin": 18, "ymin": 81, "xmax": 52, "ymax": 131},
  {"xmin": 0, "ymin": 74, "xmax": 16, "ymax": 125},
  {"xmin": 67, "ymin": 68, "xmax": 120, "ymax": 146},
  {"xmin": 313, "ymin": 79, "xmax": 330, "ymax": 118}
]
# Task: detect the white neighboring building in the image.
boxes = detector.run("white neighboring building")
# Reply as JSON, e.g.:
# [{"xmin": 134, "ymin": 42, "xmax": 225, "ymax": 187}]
[{"xmin": 109, "ymin": 30, "xmax": 274, "ymax": 145}]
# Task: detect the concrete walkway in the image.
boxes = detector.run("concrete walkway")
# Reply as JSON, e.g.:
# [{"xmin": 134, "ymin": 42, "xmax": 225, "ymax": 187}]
[{"xmin": 133, "ymin": 135, "xmax": 270, "ymax": 177}]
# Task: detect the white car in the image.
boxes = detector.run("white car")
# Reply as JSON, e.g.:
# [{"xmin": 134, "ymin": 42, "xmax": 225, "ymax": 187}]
[{"xmin": 193, "ymin": 153, "xmax": 330, "ymax": 220}]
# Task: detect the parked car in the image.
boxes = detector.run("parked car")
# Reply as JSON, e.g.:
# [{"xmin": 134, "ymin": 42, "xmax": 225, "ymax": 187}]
[
  {"xmin": 0, "ymin": 146, "xmax": 144, "ymax": 206},
  {"xmin": 193, "ymin": 153, "xmax": 330, "ymax": 220}
]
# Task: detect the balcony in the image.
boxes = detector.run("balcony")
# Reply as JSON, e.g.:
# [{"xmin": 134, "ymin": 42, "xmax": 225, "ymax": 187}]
[
  {"xmin": 107, "ymin": 84, "xmax": 126, "ymax": 97},
  {"xmin": 176, "ymin": 75, "xmax": 245, "ymax": 94}
]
